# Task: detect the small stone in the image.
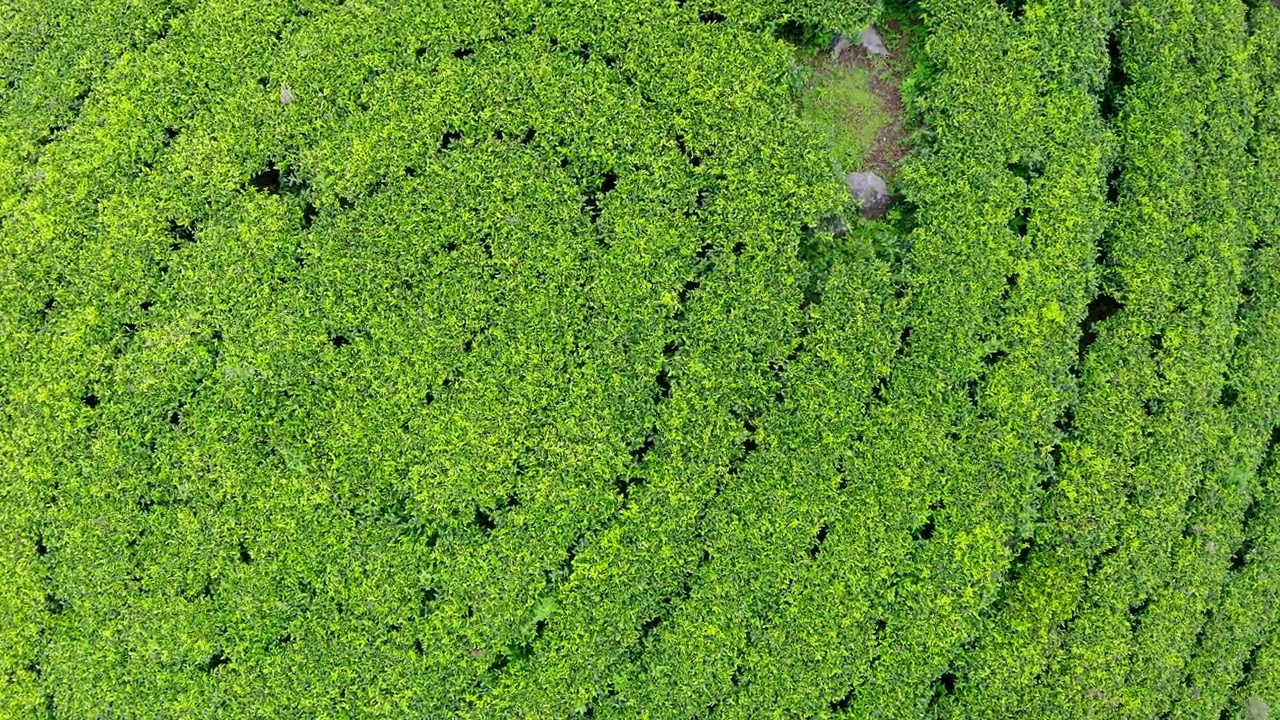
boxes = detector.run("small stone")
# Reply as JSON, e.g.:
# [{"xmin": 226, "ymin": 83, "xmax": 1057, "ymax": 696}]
[
  {"xmin": 832, "ymin": 34, "xmax": 852, "ymax": 60},
  {"xmin": 280, "ymin": 86, "xmax": 295, "ymax": 106},
  {"xmin": 34, "ymin": 169, "xmax": 45, "ymax": 182},
  {"xmin": 845, "ymin": 171, "xmax": 892, "ymax": 220},
  {"xmin": 861, "ymin": 26, "xmax": 890, "ymax": 56}
]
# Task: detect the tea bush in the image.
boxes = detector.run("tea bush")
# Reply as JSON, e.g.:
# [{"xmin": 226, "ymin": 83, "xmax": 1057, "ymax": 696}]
[{"xmin": 1, "ymin": 0, "xmax": 1278, "ymax": 718}]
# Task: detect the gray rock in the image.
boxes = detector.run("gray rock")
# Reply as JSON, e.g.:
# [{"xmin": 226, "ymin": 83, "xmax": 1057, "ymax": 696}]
[
  {"xmin": 280, "ymin": 86, "xmax": 295, "ymax": 106},
  {"xmin": 832, "ymin": 34, "xmax": 852, "ymax": 60},
  {"xmin": 860, "ymin": 26, "xmax": 890, "ymax": 56},
  {"xmin": 845, "ymin": 171, "xmax": 891, "ymax": 219},
  {"xmin": 1247, "ymin": 696, "xmax": 1270, "ymax": 720}
]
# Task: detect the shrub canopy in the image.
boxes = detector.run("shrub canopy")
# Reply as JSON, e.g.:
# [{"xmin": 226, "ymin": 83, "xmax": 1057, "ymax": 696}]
[{"xmin": 2, "ymin": 0, "xmax": 1279, "ymax": 718}]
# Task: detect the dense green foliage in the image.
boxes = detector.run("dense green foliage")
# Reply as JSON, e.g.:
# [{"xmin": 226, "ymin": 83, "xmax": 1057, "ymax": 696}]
[{"xmin": 1, "ymin": 0, "xmax": 1278, "ymax": 718}]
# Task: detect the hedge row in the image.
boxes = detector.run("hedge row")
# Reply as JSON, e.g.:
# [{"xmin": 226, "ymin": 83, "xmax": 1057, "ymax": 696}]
[
  {"xmin": 1, "ymin": 0, "xmax": 1278, "ymax": 718},
  {"xmin": 946, "ymin": 1, "xmax": 1280, "ymax": 717},
  {"xmin": 0, "ymin": 0, "xmax": 872, "ymax": 717}
]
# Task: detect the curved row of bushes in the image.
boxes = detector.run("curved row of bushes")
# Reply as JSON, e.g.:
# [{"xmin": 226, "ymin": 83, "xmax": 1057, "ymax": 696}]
[{"xmin": 1, "ymin": 0, "xmax": 1278, "ymax": 717}]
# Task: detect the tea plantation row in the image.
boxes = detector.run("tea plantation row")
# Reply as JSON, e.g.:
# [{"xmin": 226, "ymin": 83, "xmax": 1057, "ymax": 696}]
[{"xmin": 1, "ymin": 0, "xmax": 1278, "ymax": 717}]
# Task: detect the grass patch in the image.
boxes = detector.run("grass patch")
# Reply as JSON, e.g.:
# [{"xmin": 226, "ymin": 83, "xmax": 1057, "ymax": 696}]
[{"xmin": 798, "ymin": 62, "xmax": 890, "ymax": 173}]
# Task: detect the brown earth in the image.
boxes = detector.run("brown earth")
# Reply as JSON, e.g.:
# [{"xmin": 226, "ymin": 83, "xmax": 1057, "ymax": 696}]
[{"xmin": 833, "ymin": 18, "xmax": 914, "ymax": 180}]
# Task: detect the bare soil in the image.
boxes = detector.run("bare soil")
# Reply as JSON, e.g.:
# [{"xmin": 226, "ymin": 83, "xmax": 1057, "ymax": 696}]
[{"xmin": 832, "ymin": 18, "xmax": 914, "ymax": 180}]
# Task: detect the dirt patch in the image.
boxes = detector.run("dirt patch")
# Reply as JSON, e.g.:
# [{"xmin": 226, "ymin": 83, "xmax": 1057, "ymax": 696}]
[{"xmin": 794, "ymin": 17, "xmax": 915, "ymax": 183}]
